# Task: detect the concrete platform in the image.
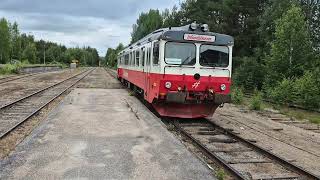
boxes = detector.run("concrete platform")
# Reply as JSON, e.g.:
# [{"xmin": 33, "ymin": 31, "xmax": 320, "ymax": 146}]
[{"xmin": 0, "ymin": 89, "xmax": 215, "ymax": 179}]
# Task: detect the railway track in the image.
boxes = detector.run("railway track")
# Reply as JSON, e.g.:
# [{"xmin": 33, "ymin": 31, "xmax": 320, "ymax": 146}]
[
  {"xmin": 104, "ymin": 67, "xmax": 319, "ymax": 179},
  {"xmin": 0, "ymin": 73, "xmax": 43, "ymax": 85},
  {"xmin": 172, "ymin": 118, "xmax": 319, "ymax": 180},
  {"xmin": 0, "ymin": 68, "xmax": 94, "ymax": 139}
]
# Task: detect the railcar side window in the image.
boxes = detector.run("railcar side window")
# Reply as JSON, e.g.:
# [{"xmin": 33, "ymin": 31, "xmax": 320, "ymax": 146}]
[
  {"xmin": 125, "ymin": 54, "xmax": 129, "ymax": 65},
  {"xmin": 136, "ymin": 50, "xmax": 140, "ymax": 66},
  {"xmin": 165, "ymin": 42, "xmax": 196, "ymax": 65},
  {"xmin": 153, "ymin": 42, "xmax": 160, "ymax": 65},
  {"xmin": 200, "ymin": 45, "xmax": 229, "ymax": 68},
  {"xmin": 147, "ymin": 48, "xmax": 151, "ymax": 66},
  {"xmin": 141, "ymin": 48, "xmax": 145, "ymax": 67}
]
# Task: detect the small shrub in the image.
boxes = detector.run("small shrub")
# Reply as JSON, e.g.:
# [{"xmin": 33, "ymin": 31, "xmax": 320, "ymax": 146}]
[
  {"xmin": 216, "ymin": 169, "xmax": 225, "ymax": 180},
  {"xmin": 231, "ymin": 86, "xmax": 244, "ymax": 104},
  {"xmin": 0, "ymin": 64, "xmax": 20, "ymax": 75},
  {"xmin": 293, "ymin": 71, "xmax": 320, "ymax": 109},
  {"xmin": 267, "ymin": 78, "xmax": 295, "ymax": 104},
  {"xmin": 250, "ymin": 90, "xmax": 263, "ymax": 110}
]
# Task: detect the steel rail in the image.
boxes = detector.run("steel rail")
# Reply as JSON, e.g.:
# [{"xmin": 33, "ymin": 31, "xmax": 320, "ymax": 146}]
[
  {"xmin": 173, "ymin": 121, "xmax": 246, "ymax": 180},
  {"xmin": 0, "ymin": 68, "xmax": 95, "ymax": 139},
  {"xmin": 174, "ymin": 119, "xmax": 320, "ymax": 180},
  {"xmin": 0, "ymin": 73, "xmax": 43, "ymax": 85},
  {"xmin": 206, "ymin": 119, "xmax": 320, "ymax": 180},
  {"xmin": 0, "ymin": 69, "xmax": 91, "ymax": 110}
]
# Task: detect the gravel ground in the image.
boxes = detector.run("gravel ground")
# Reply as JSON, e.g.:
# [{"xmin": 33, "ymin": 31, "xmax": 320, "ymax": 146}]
[
  {"xmin": 0, "ymin": 68, "xmax": 85, "ymax": 108},
  {"xmin": 76, "ymin": 68, "xmax": 123, "ymax": 89},
  {"xmin": 210, "ymin": 104, "xmax": 320, "ymax": 176}
]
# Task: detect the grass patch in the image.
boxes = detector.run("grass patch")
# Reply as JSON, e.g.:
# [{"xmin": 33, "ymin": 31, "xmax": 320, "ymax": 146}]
[
  {"xmin": 216, "ymin": 169, "xmax": 226, "ymax": 180},
  {"xmin": 231, "ymin": 86, "xmax": 244, "ymax": 104}
]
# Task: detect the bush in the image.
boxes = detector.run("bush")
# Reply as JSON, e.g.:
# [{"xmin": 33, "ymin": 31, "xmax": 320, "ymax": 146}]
[
  {"xmin": 0, "ymin": 64, "xmax": 20, "ymax": 74},
  {"xmin": 231, "ymin": 86, "xmax": 244, "ymax": 104},
  {"xmin": 267, "ymin": 78, "xmax": 296, "ymax": 104},
  {"xmin": 233, "ymin": 57, "xmax": 265, "ymax": 90},
  {"xmin": 293, "ymin": 71, "xmax": 320, "ymax": 109},
  {"xmin": 266, "ymin": 71, "xmax": 320, "ymax": 110},
  {"xmin": 250, "ymin": 90, "xmax": 263, "ymax": 110}
]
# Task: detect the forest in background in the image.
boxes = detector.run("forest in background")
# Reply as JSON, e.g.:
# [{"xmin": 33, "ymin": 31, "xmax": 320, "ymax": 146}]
[
  {"xmin": 0, "ymin": 18, "xmax": 99, "ymax": 67},
  {"xmin": 105, "ymin": 0, "xmax": 320, "ymax": 110}
]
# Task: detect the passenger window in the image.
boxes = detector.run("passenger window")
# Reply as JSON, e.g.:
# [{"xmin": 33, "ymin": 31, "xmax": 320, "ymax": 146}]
[
  {"xmin": 136, "ymin": 50, "xmax": 140, "ymax": 66},
  {"xmin": 153, "ymin": 42, "xmax": 160, "ymax": 65},
  {"xmin": 147, "ymin": 48, "xmax": 151, "ymax": 65},
  {"xmin": 141, "ymin": 48, "xmax": 145, "ymax": 67},
  {"xmin": 125, "ymin": 54, "xmax": 129, "ymax": 65}
]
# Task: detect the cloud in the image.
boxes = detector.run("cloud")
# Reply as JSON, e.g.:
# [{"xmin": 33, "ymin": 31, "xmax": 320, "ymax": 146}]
[{"xmin": 0, "ymin": 0, "xmax": 179, "ymax": 55}]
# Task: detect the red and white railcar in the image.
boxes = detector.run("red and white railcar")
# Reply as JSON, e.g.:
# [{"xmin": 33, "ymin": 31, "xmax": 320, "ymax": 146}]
[{"xmin": 117, "ymin": 23, "xmax": 234, "ymax": 118}]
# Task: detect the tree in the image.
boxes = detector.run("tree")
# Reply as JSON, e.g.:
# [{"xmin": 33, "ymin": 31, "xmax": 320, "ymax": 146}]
[
  {"xmin": 0, "ymin": 18, "xmax": 11, "ymax": 63},
  {"xmin": 104, "ymin": 43, "xmax": 124, "ymax": 67},
  {"xmin": 265, "ymin": 5, "xmax": 313, "ymax": 85},
  {"xmin": 9, "ymin": 22, "xmax": 21, "ymax": 60},
  {"xmin": 22, "ymin": 43, "xmax": 37, "ymax": 63},
  {"xmin": 131, "ymin": 9, "xmax": 163, "ymax": 43}
]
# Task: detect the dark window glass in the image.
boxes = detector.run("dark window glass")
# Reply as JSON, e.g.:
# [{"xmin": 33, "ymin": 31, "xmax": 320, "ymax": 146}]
[
  {"xmin": 125, "ymin": 54, "xmax": 129, "ymax": 65},
  {"xmin": 165, "ymin": 42, "xmax": 196, "ymax": 65},
  {"xmin": 141, "ymin": 48, "xmax": 145, "ymax": 67},
  {"xmin": 153, "ymin": 42, "xmax": 160, "ymax": 65},
  {"xmin": 136, "ymin": 51, "xmax": 140, "ymax": 66},
  {"xmin": 200, "ymin": 45, "xmax": 229, "ymax": 67}
]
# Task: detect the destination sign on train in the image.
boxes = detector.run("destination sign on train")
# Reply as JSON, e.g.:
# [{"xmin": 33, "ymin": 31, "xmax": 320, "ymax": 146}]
[{"xmin": 184, "ymin": 34, "xmax": 216, "ymax": 42}]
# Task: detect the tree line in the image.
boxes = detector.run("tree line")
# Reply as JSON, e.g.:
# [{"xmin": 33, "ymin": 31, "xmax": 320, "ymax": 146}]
[
  {"xmin": 105, "ymin": 0, "xmax": 320, "ymax": 109},
  {"xmin": 0, "ymin": 18, "xmax": 99, "ymax": 66}
]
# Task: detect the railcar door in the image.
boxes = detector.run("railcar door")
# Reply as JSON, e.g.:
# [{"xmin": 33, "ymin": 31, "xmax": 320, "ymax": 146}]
[{"xmin": 144, "ymin": 45, "xmax": 152, "ymax": 100}]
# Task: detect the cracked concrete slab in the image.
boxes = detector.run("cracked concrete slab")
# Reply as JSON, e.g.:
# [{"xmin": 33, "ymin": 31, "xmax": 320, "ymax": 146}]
[{"xmin": 0, "ymin": 89, "xmax": 215, "ymax": 180}]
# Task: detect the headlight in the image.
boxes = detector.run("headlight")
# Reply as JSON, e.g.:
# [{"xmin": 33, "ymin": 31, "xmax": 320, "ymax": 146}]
[
  {"xmin": 190, "ymin": 22, "xmax": 197, "ymax": 30},
  {"xmin": 165, "ymin": 82, "xmax": 172, "ymax": 89},
  {"xmin": 201, "ymin": 24, "xmax": 209, "ymax": 32},
  {"xmin": 220, "ymin": 84, "xmax": 226, "ymax": 91}
]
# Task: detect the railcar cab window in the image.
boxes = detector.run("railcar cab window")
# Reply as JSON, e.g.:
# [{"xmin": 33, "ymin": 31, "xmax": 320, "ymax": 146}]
[
  {"xmin": 153, "ymin": 42, "xmax": 160, "ymax": 65},
  {"xmin": 200, "ymin": 45, "xmax": 229, "ymax": 68},
  {"xmin": 165, "ymin": 42, "xmax": 196, "ymax": 65}
]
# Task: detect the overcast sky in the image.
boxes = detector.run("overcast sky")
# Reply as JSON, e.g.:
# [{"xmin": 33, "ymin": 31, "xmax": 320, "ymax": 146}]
[{"xmin": 0, "ymin": 0, "xmax": 179, "ymax": 56}]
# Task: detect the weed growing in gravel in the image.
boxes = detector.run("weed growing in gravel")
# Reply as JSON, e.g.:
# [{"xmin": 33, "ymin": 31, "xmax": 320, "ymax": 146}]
[
  {"xmin": 231, "ymin": 86, "xmax": 244, "ymax": 104},
  {"xmin": 216, "ymin": 169, "xmax": 225, "ymax": 180},
  {"xmin": 250, "ymin": 90, "xmax": 263, "ymax": 110}
]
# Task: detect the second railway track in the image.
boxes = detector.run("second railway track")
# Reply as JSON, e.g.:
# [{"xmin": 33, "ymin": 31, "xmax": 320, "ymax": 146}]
[
  {"xmin": 0, "ymin": 68, "xmax": 95, "ymax": 139},
  {"xmin": 172, "ymin": 118, "xmax": 320, "ymax": 180}
]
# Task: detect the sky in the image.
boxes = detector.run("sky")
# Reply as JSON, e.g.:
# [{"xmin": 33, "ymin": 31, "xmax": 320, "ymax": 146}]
[{"xmin": 0, "ymin": 0, "xmax": 179, "ymax": 56}]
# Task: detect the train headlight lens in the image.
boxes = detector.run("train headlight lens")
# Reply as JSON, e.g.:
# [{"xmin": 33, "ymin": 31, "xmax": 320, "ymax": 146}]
[
  {"xmin": 201, "ymin": 24, "xmax": 209, "ymax": 32},
  {"xmin": 220, "ymin": 84, "xmax": 226, "ymax": 91},
  {"xmin": 190, "ymin": 22, "xmax": 197, "ymax": 30},
  {"xmin": 165, "ymin": 82, "xmax": 172, "ymax": 89}
]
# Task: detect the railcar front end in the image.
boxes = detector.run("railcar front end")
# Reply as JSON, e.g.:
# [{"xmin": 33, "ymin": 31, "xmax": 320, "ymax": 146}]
[{"xmin": 117, "ymin": 23, "xmax": 234, "ymax": 118}]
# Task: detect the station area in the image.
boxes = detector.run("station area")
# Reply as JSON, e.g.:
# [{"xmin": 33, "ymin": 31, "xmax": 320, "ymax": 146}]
[{"xmin": 0, "ymin": 70, "xmax": 215, "ymax": 179}]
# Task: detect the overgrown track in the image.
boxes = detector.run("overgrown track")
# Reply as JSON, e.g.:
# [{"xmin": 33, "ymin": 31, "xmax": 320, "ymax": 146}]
[
  {"xmin": 173, "ymin": 118, "xmax": 320, "ymax": 180},
  {"xmin": 0, "ymin": 68, "xmax": 95, "ymax": 139}
]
